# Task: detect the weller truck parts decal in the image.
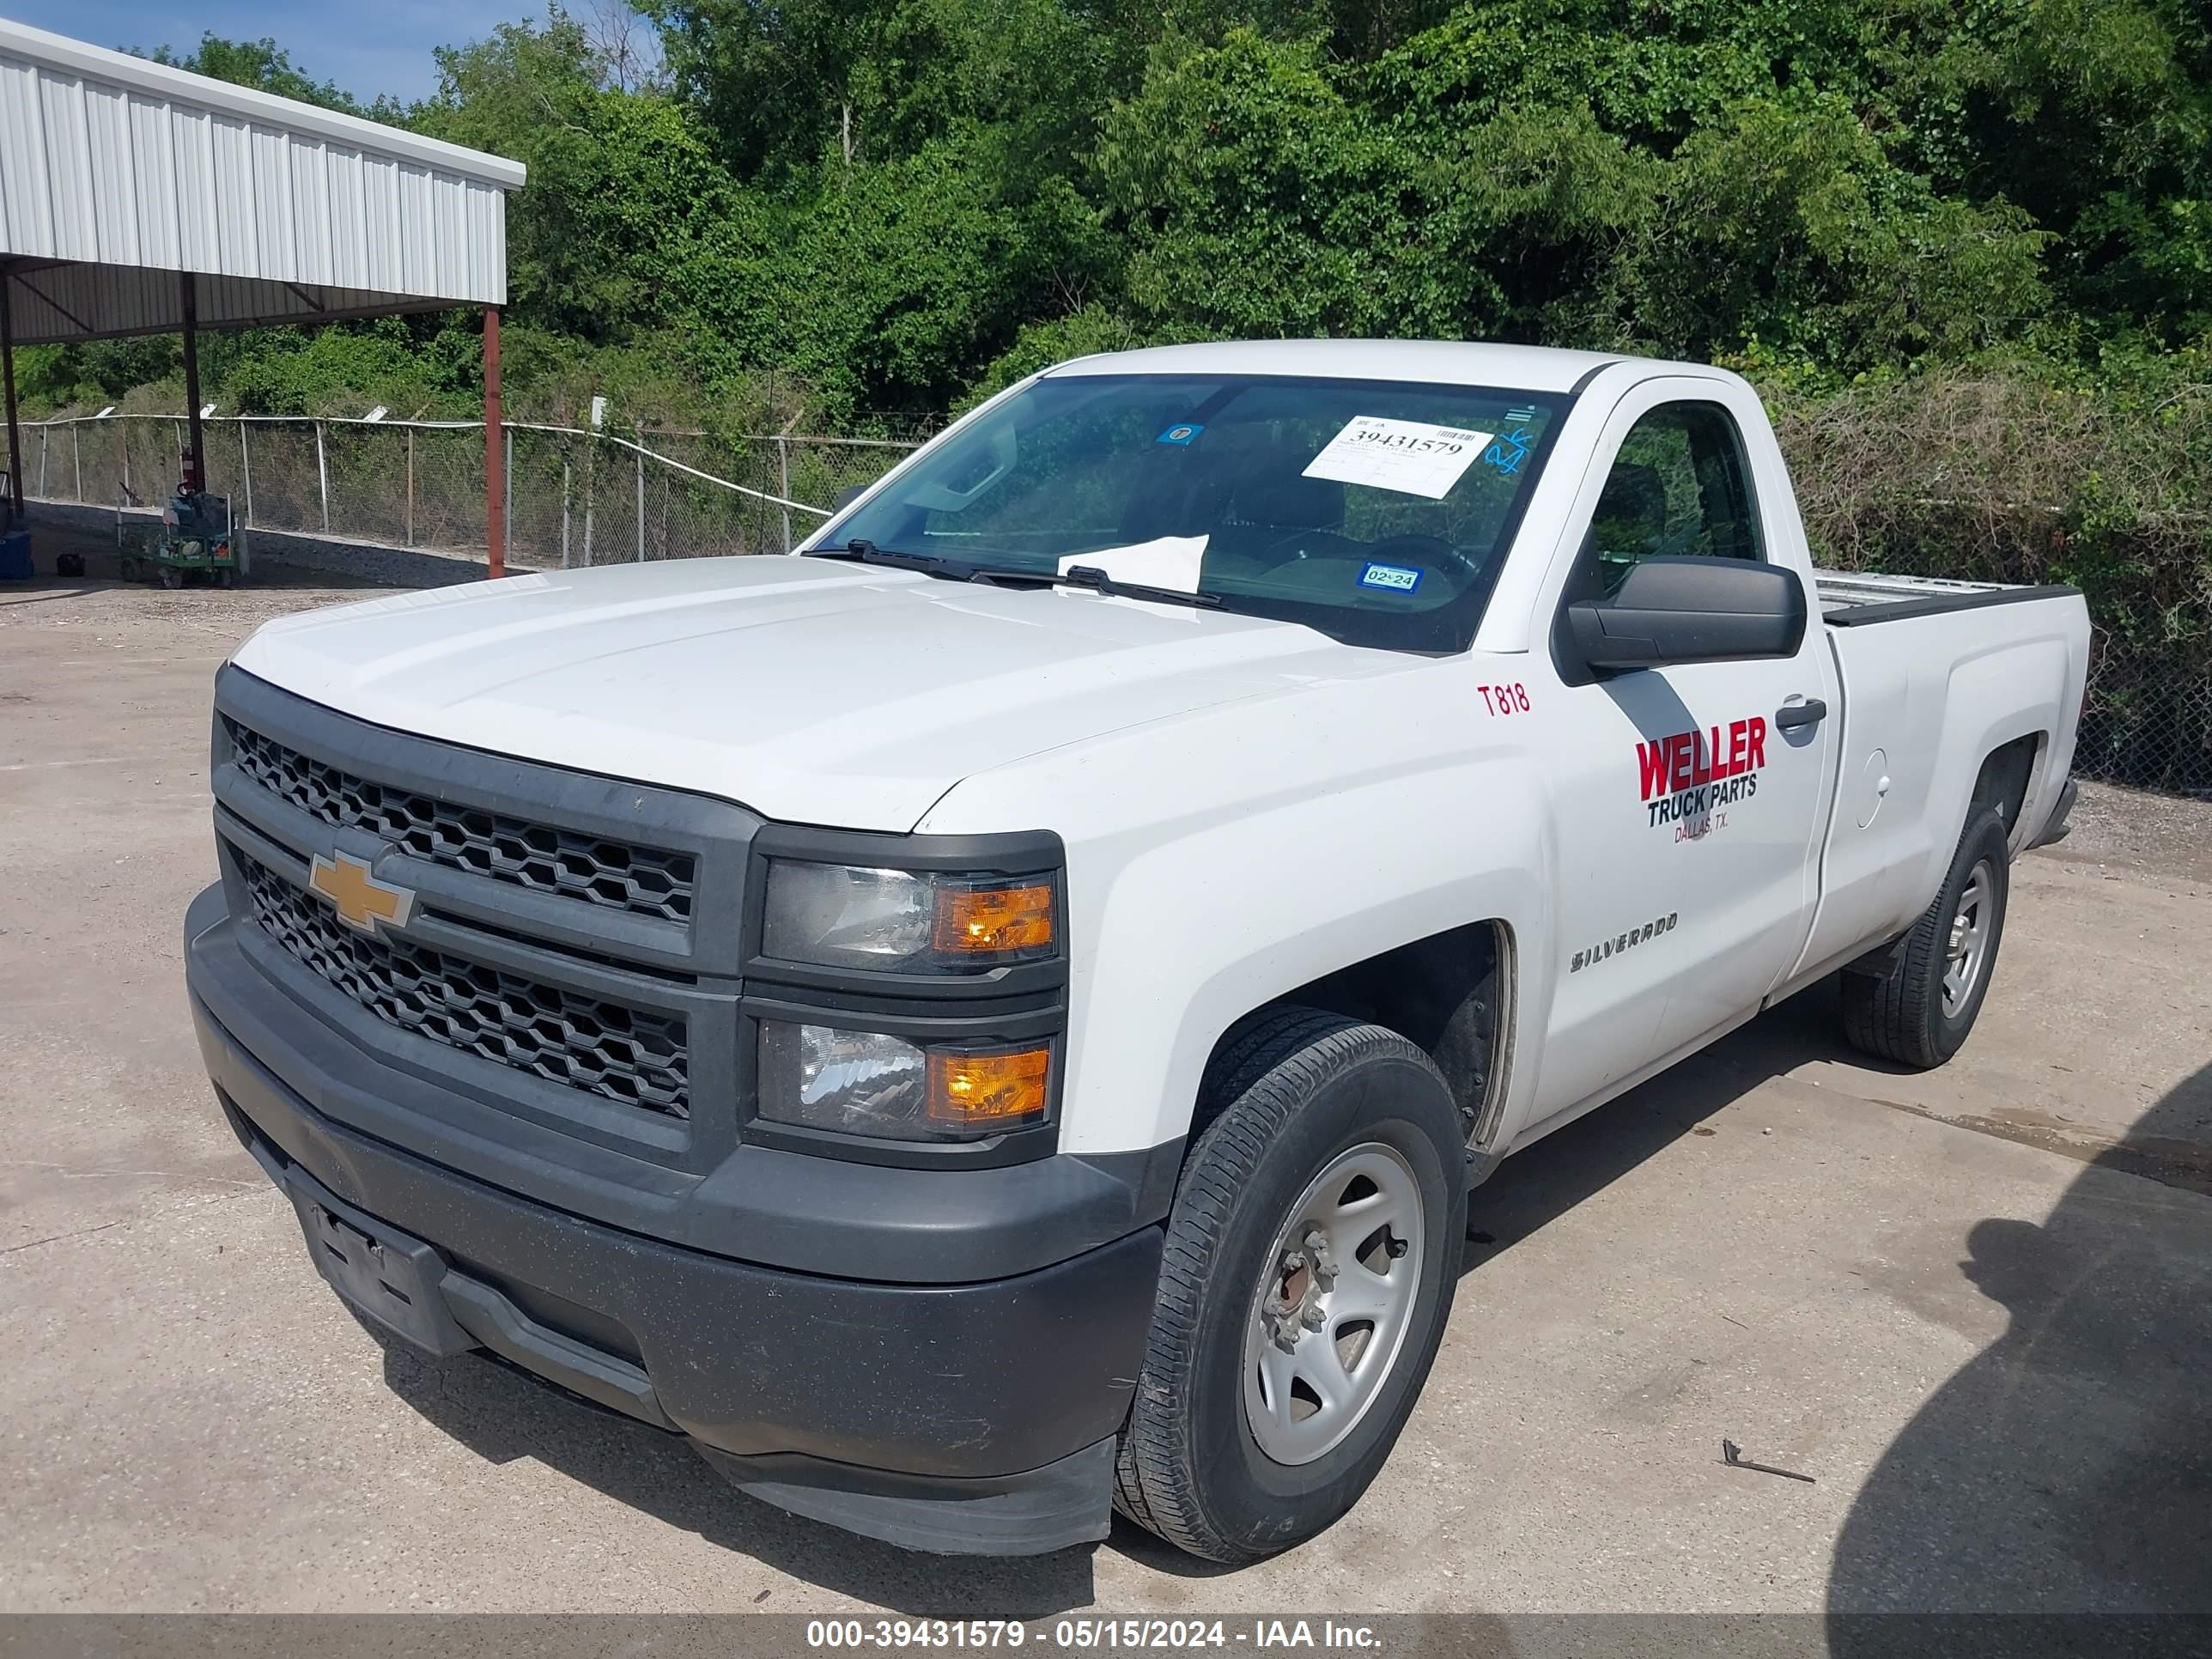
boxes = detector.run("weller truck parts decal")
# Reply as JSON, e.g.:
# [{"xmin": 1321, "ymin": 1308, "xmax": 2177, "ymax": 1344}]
[{"xmin": 1638, "ymin": 717, "xmax": 1768, "ymax": 835}]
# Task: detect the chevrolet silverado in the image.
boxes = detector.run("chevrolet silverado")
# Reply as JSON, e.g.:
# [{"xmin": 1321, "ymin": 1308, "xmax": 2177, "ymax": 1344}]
[{"xmin": 186, "ymin": 340, "xmax": 2088, "ymax": 1563}]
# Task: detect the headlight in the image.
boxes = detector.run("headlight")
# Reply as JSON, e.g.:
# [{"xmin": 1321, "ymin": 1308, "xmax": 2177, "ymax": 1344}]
[
  {"xmin": 757, "ymin": 1021, "xmax": 1051, "ymax": 1141},
  {"xmin": 763, "ymin": 860, "xmax": 1056, "ymax": 972}
]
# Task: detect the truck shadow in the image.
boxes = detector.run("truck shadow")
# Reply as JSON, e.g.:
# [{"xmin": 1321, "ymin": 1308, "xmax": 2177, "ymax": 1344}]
[
  {"xmin": 365, "ymin": 979, "xmax": 1889, "ymax": 1609},
  {"xmin": 369, "ymin": 1326, "xmax": 1101, "ymax": 1615},
  {"xmin": 1824, "ymin": 1060, "xmax": 2212, "ymax": 1630},
  {"xmin": 1457, "ymin": 975, "xmax": 1897, "ymax": 1266}
]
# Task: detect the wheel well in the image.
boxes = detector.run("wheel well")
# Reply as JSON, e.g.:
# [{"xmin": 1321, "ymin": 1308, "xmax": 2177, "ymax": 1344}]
[
  {"xmin": 1210, "ymin": 921, "xmax": 1509, "ymax": 1148},
  {"xmin": 1971, "ymin": 733, "xmax": 2041, "ymax": 839},
  {"xmin": 1848, "ymin": 732, "xmax": 2045, "ymax": 980}
]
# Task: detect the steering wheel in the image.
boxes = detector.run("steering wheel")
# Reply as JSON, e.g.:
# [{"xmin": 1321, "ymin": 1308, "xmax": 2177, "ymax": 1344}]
[{"xmin": 1254, "ymin": 526, "xmax": 1364, "ymax": 568}]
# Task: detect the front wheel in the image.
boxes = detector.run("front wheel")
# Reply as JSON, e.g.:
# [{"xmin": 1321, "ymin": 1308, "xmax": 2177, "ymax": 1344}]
[
  {"xmin": 1113, "ymin": 1008, "xmax": 1466, "ymax": 1563},
  {"xmin": 1842, "ymin": 808, "xmax": 2011, "ymax": 1068}
]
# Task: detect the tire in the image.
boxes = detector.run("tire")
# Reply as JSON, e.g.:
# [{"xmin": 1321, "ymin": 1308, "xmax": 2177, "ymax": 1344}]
[
  {"xmin": 1113, "ymin": 1007, "xmax": 1468, "ymax": 1563},
  {"xmin": 158, "ymin": 566, "xmax": 181, "ymax": 590},
  {"xmin": 1842, "ymin": 809, "xmax": 2011, "ymax": 1069}
]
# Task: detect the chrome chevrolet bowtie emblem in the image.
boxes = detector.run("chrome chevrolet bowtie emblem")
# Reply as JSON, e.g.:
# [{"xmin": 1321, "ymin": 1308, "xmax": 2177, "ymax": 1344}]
[{"xmin": 306, "ymin": 852, "xmax": 416, "ymax": 935}]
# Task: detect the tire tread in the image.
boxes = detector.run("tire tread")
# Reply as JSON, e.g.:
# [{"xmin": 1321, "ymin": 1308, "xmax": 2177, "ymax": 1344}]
[
  {"xmin": 1113, "ymin": 1007, "xmax": 1453, "ymax": 1563},
  {"xmin": 1841, "ymin": 810, "xmax": 2008, "ymax": 1069}
]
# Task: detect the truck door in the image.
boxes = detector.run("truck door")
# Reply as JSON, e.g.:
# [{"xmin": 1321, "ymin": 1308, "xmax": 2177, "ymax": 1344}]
[{"xmin": 1533, "ymin": 383, "xmax": 1838, "ymax": 1114}]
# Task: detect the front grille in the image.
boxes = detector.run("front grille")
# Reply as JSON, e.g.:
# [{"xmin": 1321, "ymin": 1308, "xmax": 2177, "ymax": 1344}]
[
  {"xmin": 239, "ymin": 854, "xmax": 690, "ymax": 1118},
  {"xmin": 225, "ymin": 719, "xmax": 696, "ymax": 924}
]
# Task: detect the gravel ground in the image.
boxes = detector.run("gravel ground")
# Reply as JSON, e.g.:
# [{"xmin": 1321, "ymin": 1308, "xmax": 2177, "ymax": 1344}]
[{"xmin": 2055, "ymin": 779, "xmax": 2212, "ymax": 886}]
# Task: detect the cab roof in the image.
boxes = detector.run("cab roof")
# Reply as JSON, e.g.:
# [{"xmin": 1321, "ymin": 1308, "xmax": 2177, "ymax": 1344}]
[{"xmin": 1041, "ymin": 338, "xmax": 1628, "ymax": 394}]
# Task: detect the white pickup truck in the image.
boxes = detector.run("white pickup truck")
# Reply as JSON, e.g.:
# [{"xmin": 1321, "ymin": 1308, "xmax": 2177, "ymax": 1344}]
[{"xmin": 186, "ymin": 341, "xmax": 2087, "ymax": 1565}]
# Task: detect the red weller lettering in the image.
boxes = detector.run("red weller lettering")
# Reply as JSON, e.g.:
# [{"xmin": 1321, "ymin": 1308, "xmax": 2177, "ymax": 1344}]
[{"xmin": 1637, "ymin": 715, "xmax": 1766, "ymax": 802}]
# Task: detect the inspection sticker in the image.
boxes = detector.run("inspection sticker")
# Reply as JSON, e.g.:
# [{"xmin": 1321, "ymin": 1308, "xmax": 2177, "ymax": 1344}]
[
  {"xmin": 1302, "ymin": 416, "xmax": 1493, "ymax": 500},
  {"xmin": 1359, "ymin": 562, "xmax": 1424, "ymax": 592}
]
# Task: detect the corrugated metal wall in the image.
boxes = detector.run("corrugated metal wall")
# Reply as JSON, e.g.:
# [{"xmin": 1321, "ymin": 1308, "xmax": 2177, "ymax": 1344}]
[{"xmin": 0, "ymin": 21, "xmax": 519, "ymax": 343}]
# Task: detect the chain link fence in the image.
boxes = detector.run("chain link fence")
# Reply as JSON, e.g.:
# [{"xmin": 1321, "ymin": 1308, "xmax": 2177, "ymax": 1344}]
[
  {"xmin": 2075, "ymin": 636, "xmax": 2212, "ymax": 799},
  {"xmin": 20, "ymin": 413, "xmax": 921, "ymax": 568},
  {"xmin": 22, "ymin": 408, "xmax": 2210, "ymax": 798}
]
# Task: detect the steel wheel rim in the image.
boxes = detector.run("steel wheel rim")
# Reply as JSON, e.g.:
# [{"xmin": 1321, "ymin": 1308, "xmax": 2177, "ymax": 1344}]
[
  {"xmin": 1242, "ymin": 1141, "xmax": 1425, "ymax": 1467},
  {"xmin": 1943, "ymin": 860, "xmax": 1995, "ymax": 1015}
]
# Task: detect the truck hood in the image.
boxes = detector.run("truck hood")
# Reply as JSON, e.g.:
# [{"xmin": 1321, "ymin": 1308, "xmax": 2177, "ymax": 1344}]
[{"xmin": 232, "ymin": 556, "xmax": 1393, "ymax": 830}]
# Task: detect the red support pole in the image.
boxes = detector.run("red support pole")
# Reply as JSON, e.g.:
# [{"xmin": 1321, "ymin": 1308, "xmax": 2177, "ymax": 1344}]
[
  {"xmin": 1, "ymin": 272, "xmax": 23, "ymax": 524},
  {"xmin": 483, "ymin": 305, "xmax": 504, "ymax": 580}
]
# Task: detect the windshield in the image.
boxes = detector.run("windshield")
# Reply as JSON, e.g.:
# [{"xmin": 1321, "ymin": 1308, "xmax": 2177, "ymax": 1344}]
[{"xmin": 812, "ymin": 374, "xmax": 1570, "ymax": 652}]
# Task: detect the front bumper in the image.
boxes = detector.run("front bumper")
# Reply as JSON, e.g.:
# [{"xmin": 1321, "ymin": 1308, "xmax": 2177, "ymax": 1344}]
[{"xmin": 189, "ymin": 890, "xmax": 1163, "ymax": 1556}]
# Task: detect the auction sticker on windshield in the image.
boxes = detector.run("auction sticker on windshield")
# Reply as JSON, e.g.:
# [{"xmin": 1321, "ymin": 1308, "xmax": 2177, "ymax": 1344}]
[{"xmin": 1302, "ymin": 416, "xmax": 1494, "ymax": 500}]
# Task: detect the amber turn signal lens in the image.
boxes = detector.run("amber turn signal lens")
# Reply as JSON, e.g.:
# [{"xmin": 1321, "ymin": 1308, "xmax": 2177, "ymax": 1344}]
[
  {"xmin": 927, "ymin": 1046, "xmax": 1050, "ymax": 1127},
  {"xmin": 933, "ymin": 883, "xmax": 1054, "ymax": 956}
]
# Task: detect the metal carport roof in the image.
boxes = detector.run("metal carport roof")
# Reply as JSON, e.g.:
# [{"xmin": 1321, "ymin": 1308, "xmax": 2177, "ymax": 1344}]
[
  {"xmin": 0, "ymin": 15, "xmax": 525, "ymax": 343},
  {"xmin": 0, "ymin": 15, "xmax": 529, "ymax": 576}
]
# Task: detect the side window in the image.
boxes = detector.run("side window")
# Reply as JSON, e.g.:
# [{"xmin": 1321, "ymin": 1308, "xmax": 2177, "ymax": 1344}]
[{"xmin": 1577, "ymin": 402, "xmax": 1761, "ymax": 599}]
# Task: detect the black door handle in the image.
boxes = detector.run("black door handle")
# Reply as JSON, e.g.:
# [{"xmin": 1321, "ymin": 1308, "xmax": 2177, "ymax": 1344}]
[{"xmin": 1775, "ymin": 698, "xmax": 1827, "ymax": 731}]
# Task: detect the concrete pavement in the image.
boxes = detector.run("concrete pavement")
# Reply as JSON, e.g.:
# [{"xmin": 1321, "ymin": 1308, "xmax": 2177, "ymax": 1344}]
[{"xmin": 2, "ymin": 562, "xmax": 2205, "ymax": 1617}]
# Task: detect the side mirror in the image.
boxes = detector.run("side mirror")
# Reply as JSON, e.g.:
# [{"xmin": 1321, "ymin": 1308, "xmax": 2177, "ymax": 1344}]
[
  {"xmin": 835, "ymin": 484, "xmax": 868, "ymax": 511},
  {"xmin": 1564, "ymin": 556, "xmax": 1805, "ymax": 674}
]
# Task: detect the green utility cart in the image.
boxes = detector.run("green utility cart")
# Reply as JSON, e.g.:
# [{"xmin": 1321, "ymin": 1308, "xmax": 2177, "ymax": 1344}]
[{"xmin": 118, "ymin": 488, "xmax": 244, "ymax": 588}]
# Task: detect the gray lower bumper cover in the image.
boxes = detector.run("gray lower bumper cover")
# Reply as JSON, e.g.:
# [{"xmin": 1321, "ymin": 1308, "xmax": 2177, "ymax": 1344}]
[{"xmin": 190, "ymin": 899, "xmax": 1162, "ymax": 1556}]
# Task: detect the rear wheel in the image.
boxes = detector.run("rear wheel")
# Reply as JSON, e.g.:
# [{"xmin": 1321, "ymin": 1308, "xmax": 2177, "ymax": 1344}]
[
  {"xmin": 1842, "ymin": 809, "xmax": 2011, "ymax": 1068},
  {"xmin": 1113, "ymin": 1008, "xmax": 1466, "ymax": 1563}
]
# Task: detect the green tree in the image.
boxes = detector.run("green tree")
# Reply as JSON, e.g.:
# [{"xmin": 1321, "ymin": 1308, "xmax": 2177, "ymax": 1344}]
[
  {"xmin": 416, "ymin": 16, "xmax": 739, "ymax": 344},
  {"xmin": 650, "ymin": 0, "xmax": 901, "ymax": 179},
  {"xmin": 746, "ymin": 139, "xmax": 1115, "ymax": 412},
  {"xmin": 1891, "ymin": 0, "xmax": 2212, "ymax": 336},
  {"xmin": 20, "ymin": 0, "xmax": 2210, "ymax": 420},
  {"xmin": 147, "ymin": 32, "xmax": 400, "ymax": 119},
  {"xmin": 1097, "ymin": 33, "xmax": 1438, "ymax": 339},
  {"xmin": 1618, "ymin": 93, "xmax": 2052, "ymax": 365}
]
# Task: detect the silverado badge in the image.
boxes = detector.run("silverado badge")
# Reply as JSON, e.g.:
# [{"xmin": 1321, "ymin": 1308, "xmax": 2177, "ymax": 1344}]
[{"xmin": 307, "ymin": 852, "xmax": 416, "ymax": 935}]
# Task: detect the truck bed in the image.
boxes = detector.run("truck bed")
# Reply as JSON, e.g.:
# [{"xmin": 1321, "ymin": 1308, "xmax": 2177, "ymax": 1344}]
[{"xmin": 1815, "ymin": 570, "xmax": 2081, "ymax": 628}]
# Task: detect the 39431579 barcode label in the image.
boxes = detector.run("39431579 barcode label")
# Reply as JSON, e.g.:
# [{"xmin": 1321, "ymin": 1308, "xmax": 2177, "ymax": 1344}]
[{"xmin": 1300, "ymin": 416, "xmax": 1493, "ymax": 500}]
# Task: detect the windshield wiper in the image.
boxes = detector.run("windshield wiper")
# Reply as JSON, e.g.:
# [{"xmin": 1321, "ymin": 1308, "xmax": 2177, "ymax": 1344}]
[
  {"xmin": 951, "ymin": 558, "xmax": 1223, "ymax": 611},
  {"xmin": 809, "ymin": 538, "xmax": 947, "ymax": 573},
  {"xmin": 812, "ymin": 541, "xmax": 1222, "ymax": 610},
  {"xmin": 1051, "ymin": 563, "xmax": 1223, "ymax": 610}
]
